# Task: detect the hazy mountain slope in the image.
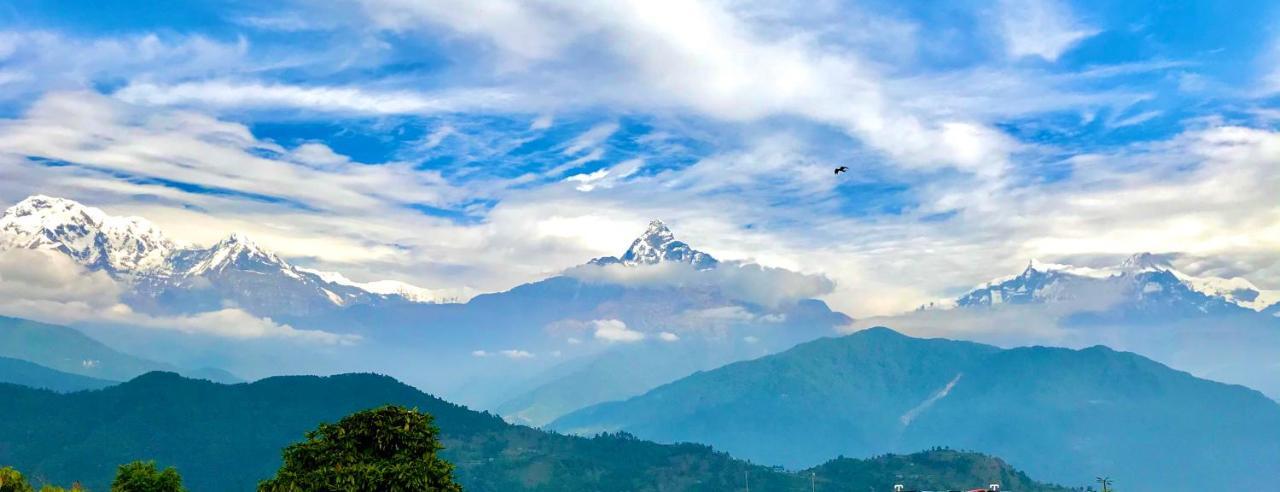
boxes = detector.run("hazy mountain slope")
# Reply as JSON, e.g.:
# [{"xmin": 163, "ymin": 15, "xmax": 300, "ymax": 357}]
[
  {"xmin": 552, "ymin": 327, "xmax": 1280, "ymax": 490},
  {"xmin": 554, "ymin": 328, "xmax": 999, "ymax": 459},
  {"xmin": 0, "ymin": 315, "xmax": 170, "ymax": 381},
  {"xmin": 0, "ymin": 372, "xmax": 1071, "ymax": 492},
  {"xmin": 0, "ymin": 316, "xmax": 239, "ymax": 383},
  {"xmin": 495, "ymin": 338, "xmax": 778, "ymax": 426},
  {"xmin": 0, "ymin": 356, "xmax": 116, "ymax": 392},
  {"xmin": 899, "ymin": 344, "xmax": 1279, "ymax": 490}
]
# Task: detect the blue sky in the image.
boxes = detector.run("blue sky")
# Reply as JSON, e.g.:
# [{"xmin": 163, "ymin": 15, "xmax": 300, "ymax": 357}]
[{"xmin": 1, "ymin": 0, "xmax": 1278, "ymax": 316}]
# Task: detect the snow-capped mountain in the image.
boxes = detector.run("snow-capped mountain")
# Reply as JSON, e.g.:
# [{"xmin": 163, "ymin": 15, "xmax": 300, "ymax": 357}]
[
  {"xmin": 0, "ymin": 195, "xmax": 456, "ymax": 317},
  {"xmin": 954, "ymin": 252, "xmax": 1278, "ymax": 317},
  {"xmin": 298, "ymin": 268, "xmax": 476, "ymax": 304},
  {"xmin": 0, "ymin": 195, "xmax": 179, "ymax": 276},
  {"xmin": 589, "ymin": 220, "xmax": 718, "ymax": 269}
]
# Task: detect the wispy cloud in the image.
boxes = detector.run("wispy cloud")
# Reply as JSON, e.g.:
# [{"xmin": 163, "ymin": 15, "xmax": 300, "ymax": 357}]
[
  {"xmin": 115, "ymin": 81, "xmax": 517, "ymax": 115},
  {"xmin": 997, "ymin": 0, "xmax": 1099, "ymax": 62}
]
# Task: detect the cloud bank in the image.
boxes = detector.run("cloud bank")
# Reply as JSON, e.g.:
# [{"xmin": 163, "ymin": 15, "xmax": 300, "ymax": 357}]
[{"xmin": 0, "ymin": 248, "xmax": 358, "ymax": 345}]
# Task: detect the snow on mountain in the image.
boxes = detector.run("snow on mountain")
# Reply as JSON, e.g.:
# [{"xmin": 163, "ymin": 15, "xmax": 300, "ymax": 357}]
[
  {"xmin": 1169, "ymin": 272, "xmax": 1280, "ymax": 312},
  {"xmin": 298, "ymin": 268, "xmax": 475, "ymax": 304},
  {"xmin": 589, "ymin": 220, "xmax": 718, "ymax": 269},
  {"xmin": 181, "ymin": 233, "xmax": 294, "ymax": 277},
  {"xmin": 0, "ymin": 195, "xmax": 180, "ymax": 276},
  {"xmin": 0, "ymin": 195, "xmax": 455, "ymax": 313},
  {"xmin": 953, "ymin": 253, "xmax": 1275, "ymax": 314}
]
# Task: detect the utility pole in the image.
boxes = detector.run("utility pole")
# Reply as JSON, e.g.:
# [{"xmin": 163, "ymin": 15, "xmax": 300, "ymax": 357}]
[
  {"xmin": 810, "ymin": 471, "xmax": 816, "ymax": 492},
  {"xmin": 744, "ymin": 470, "xmax": 748, "ymax": 492}
]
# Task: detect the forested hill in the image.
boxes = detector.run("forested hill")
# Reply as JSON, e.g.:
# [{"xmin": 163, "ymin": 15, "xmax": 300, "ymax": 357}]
[{"xmin": 0, "ymin": 371, "xmax": 1072, "ymax": 491}]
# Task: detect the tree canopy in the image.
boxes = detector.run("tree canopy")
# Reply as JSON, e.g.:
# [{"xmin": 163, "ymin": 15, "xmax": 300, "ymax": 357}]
[
  {"xmin": 111, "ymin": 461, "xmax": 185, "ymax": 492},
  {"xmin": 0, "ymin": 467, "xmax": 34, "ymax": 492},
  {"xmin": 259, "ymin": 405, "xmax": 462, "ymax": 492}
]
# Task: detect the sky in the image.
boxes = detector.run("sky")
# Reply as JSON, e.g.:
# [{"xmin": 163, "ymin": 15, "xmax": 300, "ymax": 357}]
[{"xmin": 1, "ymin": 0, "xmax": 1278, "ymax": 318}]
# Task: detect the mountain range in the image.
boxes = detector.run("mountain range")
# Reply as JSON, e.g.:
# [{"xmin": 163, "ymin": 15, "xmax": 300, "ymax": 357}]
[
  {"xmin": 0, "ymin": 371, "xmax": 1073, "ymax": 492},
  {"xmin": 0, "ymin": 195, "xmax": 462, "ymax": 318},
  {"xmin": 550, "ymin": 327, "xmax": 1280, "ymax": 491},
  {"xmin": 0, "ymin": 194, "xmax": 849, "ymax": 414},
  {"xmin": 949, "ymin": 253, "xmax": 1280, "ymax": 317}
]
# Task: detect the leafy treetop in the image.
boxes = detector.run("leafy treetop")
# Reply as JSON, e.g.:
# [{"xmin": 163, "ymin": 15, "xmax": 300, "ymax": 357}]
[{"xmin": 259, "ymin": 405, "xmax": 463, "ymax": 492}]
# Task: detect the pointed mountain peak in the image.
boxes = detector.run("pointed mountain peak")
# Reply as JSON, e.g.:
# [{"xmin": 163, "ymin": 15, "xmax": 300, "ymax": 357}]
[
  {"xmin": 1119, "ymin": 252, "xmax": 1172, "ymax": 272},
  {"xmin": 185, "ymin": 232, "xmax": 290, "ymax": 276},
  {"xmin": 621, "ymin": 220, "xmax": 717, "ymax": 269},
  {"xmin": 219, "ymin": 232, "xmax": 257, "ymax": 248},
  {"xmin": 642, "ymin": 219, "xmax": 672, "ymax": 235},
  {"xmin": 588, "ymin": 219, "xmax": 718, "ymax": 269}
]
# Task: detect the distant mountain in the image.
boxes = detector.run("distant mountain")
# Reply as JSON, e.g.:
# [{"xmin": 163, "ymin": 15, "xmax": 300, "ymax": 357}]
[
  {"xmin": 0, "ymin": 371, "xmax": 1070, "ymax": 492},
  {"xmin": 551, "ymin": 327, "xmax": 1280, "ymax": 491},
  {"xmin": 952, "ymin": 254, "xmax": 1278, "ymax": 318},
  {"xmin": 0, "ymin": 195, "xmax": 457, "ymax": 318},
  {"xmin": 0, "ymin": 196, "xmax": 845, "ymax": 413},
  {"xmin": 0, "ymin": 356, "xmax": 116, "ymax": 392},
  {"xmin": 280, "ymin": 223, "xmax": 846, "ymax": 410},
  {"xmin": 588, "ymin": 219, "xmax": 719, "ymax": 269},
  {"xmin": 495, "ymin": 337, "xmax": 777, "ymax": 426},
  {"xmin": 0, "ymin": 316, "xmax": 239, "ymax": 383}
]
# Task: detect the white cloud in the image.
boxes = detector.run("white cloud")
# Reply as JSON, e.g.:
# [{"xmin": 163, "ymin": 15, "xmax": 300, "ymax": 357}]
[
  {"xmin": 0, "ymin": 248, "xmax": 356, "ymax": 344},
  {"xmin": 0, "ymin": 248, "xmax": 122, "ymax": 309},
  {"xmin": 998, "ymin": 0, "xmax": 1099, "ymax": 61},
  {"xmin": 500, "ymin": 349, "xmax": 535, "ymax": 359},
  {"xmin": 658, "ymin": 331, "xmax": 679, "ymax": 342},
  {"xmin": 564, "ymin": 158, "xmax": 643, "ymax": 192},
  {"xmin": 115, "ymin": 80, "xmax": 515, "ymax": 115},
  {"xmin": 471, "ymin": 350, "xmax": 490, "ymax": 357},
  {"xmin": 566, "ymin": 261, "xmax": 835, "ymax": 308},
  {"xmin": 294, "ymin": 0, "xmax": 1022, "ymax": 177},
  {"xmin": 592, "ymin": 319, "xmax": 646, "ymax": 343},
  {"xmin": 530, "ymin": 114, "xmax": 554, "ymax": 130}
]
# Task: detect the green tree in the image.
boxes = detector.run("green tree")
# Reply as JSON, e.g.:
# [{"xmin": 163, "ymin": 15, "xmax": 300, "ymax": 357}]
[
  {"xmin": 39, "ymin": 484, "xmax": 86, "ymax": 492},
  {"xmin": 0, "ymin": 467, "xmax": 34, "ymax": 492},
  {"xmin": 111, "ymin": 461, "xmax": 185, "ymax": 492},
  {"xmin": 259, "ymin": 405, "xmax": 462, "ymax": 492}
]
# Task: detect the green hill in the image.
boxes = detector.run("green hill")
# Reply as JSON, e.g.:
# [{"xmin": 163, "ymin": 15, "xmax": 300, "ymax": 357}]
[
  {"xmin": 0, "ymin": 356, "xmax": 116, "ymax": 392},
  {"xmin": 551, "ymin": 327, "xmax": 1280, "ymax": 490},
  {"xmin": 0, "ymin": 371, "xmax": 1070, "ymax": 492}
]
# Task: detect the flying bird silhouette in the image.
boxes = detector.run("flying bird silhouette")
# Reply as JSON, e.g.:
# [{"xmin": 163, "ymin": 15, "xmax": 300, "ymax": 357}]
[{"xmin": 834, "ymin": 166, "xmax": 848, "ymax": 175}]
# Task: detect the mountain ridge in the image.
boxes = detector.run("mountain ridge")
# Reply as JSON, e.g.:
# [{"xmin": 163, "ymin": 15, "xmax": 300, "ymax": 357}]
[
  {"xmin": 550, "ymin": 326, "xmax": 1280, "ymax": 491},
  {"xmin": 948, "ymin": 253, "xmax": 1279, "ymax": 314},
  {"xmin": 0, "ymin": 195, "xmax": 456, "ymax": 314},
  {"xmin": 0, "ymin": 370, "xmax": 1074, "ymax": 492}
]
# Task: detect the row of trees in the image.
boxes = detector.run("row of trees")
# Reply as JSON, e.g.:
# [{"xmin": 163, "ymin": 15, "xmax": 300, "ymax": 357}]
[
  {"xmin": 2, "ymin": 406, "xmax": 462, "ymax": 492},
  {"xmin": 1, "ymin": 461, "xmax": 181, "ymax": 492}
]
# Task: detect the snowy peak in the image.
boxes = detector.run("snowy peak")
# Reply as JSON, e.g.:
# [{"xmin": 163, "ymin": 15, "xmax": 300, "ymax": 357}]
[
  {"xmin": 183, "ymin": 232, "xmax": 293, "ymax": 276},
  {"xmin": 0, "ymin": 195, "xmax": 177, "ymax": 274},
  {"xmin": 1119, "ymin": 252, "xmax": 1173, "ymax": 273},
  {"xmin": 0, "ymin": 195, "xmax": 453, "ymax": 310},
  {"xmin": 591, "ymin": 219, "xmax": 718, "ymax": 269},
  {"xmin": 299, "ymin": 268, "xmax": 474, "ymax": 304},
  {"xmin": 955, "ymin": 253, "xmax": 1274, "ymax": 314}
]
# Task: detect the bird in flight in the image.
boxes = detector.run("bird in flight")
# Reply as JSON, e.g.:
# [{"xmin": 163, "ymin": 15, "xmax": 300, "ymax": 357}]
[{"xmin": 834, "ymin": 166, "xmax": 848, "ymax": 175}]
